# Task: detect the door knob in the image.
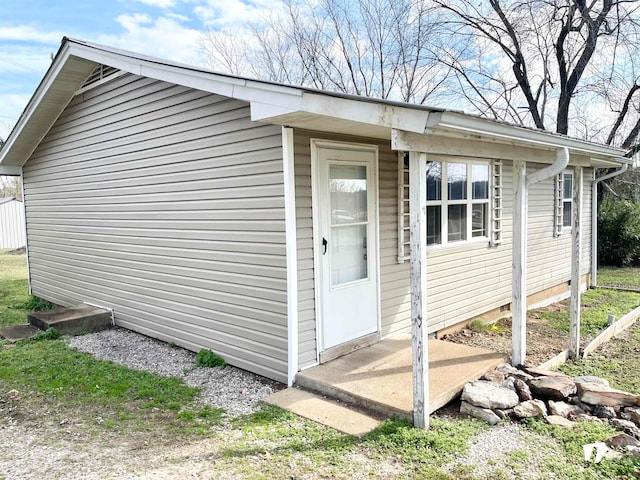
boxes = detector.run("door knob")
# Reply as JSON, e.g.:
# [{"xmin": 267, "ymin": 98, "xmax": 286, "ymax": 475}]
[{"xmin": 322, "ymin": 237, "xmax": 328, "ymax": 255}]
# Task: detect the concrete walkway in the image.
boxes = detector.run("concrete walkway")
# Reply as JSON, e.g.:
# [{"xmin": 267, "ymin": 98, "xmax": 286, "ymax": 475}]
[{"xmin": 294, "ymin": 335, "xmax": 505, "ymax": 420}]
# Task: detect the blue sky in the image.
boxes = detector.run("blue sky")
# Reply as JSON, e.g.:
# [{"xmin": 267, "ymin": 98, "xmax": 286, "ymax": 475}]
[{"xmin": 0, "ymin": 0, "xmax": 276, "ymax": 140}]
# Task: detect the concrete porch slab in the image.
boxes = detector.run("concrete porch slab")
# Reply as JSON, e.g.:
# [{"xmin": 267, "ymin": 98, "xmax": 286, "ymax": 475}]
[
  {"xmin": 296, "ymin": 335, "xmax": 505, "ymax": 420},
  {"xmin": 264, "ymin": 387, "xmax": 381, "ymax": 436}
]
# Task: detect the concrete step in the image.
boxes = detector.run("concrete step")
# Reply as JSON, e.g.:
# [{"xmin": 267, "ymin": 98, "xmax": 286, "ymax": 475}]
[
  {"xmin": 0, "ymin": 324, "xmax": 41, "ymax": 342},
  {"xmin": 264, "ymin": 387, "xmax": 381, "ymax": 436},
  {"xmin": 28, "ymin": 305, "xmax": 112, "ymax": 336}
]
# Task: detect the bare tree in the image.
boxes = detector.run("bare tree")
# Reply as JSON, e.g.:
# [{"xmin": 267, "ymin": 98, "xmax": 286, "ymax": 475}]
[
  {"xmin": 432, "ymin": 0, "xmax": 640, "ymax": 154},
  {"xmin": 199, "ymin": 0, "xmax": 449, "ymax": 104},
  {"xmin": 0, "ymin": 176, "xmax": 22, "ymax": 200}
]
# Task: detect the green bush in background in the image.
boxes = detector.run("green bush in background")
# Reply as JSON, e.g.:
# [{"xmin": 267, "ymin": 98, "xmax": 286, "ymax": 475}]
[{"xmin": 598, "ymin": 196, "xmax": 640, "ymax": 267}]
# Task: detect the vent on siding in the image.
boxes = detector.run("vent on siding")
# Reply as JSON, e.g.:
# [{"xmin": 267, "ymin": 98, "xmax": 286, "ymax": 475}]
[{"xmin": 81, "ymin": 64, "xmax": 120, "ymax": 89}]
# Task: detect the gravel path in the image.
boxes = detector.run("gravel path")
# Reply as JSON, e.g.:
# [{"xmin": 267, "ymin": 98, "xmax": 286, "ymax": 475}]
[{"xmin": 68, "ymin": 327, "xmax": 281, "ymax": 417}]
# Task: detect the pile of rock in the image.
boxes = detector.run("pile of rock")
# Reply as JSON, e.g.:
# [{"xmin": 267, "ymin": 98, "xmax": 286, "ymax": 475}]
[{"xmin": 460, "ymin": 364, "xmax": 640, "ymax": 458}]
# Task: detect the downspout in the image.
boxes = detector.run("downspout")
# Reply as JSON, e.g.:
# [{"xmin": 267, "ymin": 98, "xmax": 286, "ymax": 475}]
[
  {"xmin": 591, "ymin": 162, "xmax": 629, "ymax": 287},
  {"xmin": 526, "ymin": 147, "xmax": 570, "ymax": 187},
  {"xmin": 512, "ymin": 147, "xmax": 569, "ymax": 366}
]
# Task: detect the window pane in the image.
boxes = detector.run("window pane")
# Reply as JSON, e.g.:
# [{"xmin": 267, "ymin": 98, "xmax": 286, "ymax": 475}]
[
  {"xmin": 472, "ymin": 164, "xmax": 489, "ymax": 199},
  {"xmin": 331, "ymin": 224, "xmax": 367, "ymax": 286},
  {"xmin": 426, "ymin": 162, "xmax": 442, "ymax": 201},
  {"xmin": 563, "ymin": 201, "xmax": 572, "ymax": 227},
  {"xmin": 426, "ymin": 206, "xmax": 441, "ymax": 245},
  {"xmin": 471, "ymin": 203, "xmax": 488, "ymax": 237},
  {"xmin": 448, "ymin": 204, "xmax": 467, "ymax": 242},
  {"xmin": 448, "ymin": 163, "xmax": 467, "ymax": 200},
  {"xmin": 563, "ymin": 173, "xmax": 573, "ymax": 200},
  {"xmin": 330, "ymin": 165, "xmax": 367, "ymax": 225}
]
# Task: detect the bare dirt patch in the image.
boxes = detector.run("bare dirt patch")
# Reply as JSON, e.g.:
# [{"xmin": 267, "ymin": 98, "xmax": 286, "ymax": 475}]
[{"xmin": 442, "ymin": 305, "xmax": 589, "ymax": 367}]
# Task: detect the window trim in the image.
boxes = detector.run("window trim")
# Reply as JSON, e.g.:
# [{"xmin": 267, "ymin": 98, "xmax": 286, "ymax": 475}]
[
  {"xmin": 555, "ymin": 169, "xmax": 573, "ymax": 235},
  {"xmin": 397, "ymin": 154, "xmax": 501, "ymax": 262}
]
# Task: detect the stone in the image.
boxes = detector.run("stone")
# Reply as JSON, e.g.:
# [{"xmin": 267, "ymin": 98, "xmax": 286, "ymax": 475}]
[
  {"xmin": 546, "ymin": 415, "xmax": 574, "ymax": 428},
  {"xmin": 513, "ymin": 399, "xmax": 547, "ymax": 418},
  {"xmin": 496, "ymin": 363, "xmax": 533, "ymax": 381},
  {"xmin": 523, "ymin": 366, "xmax": 568, "ymax": 377},
  {"xmin": 460, "ymin": 401, "xmax": 501, "ymax": 426},
  {"xmin": 573, "ymin": 376, "xmax": 610, "ymax": 387},
  {"xmin": 573, "ymin": 414, "xmax": 605, "ymax": 423},
  {"xmin": 610, "ymin": 418, "xmax": 640, "ymax": 440},
  {"xmin": 502, "ymin": 376, "xmax": 517, "ymax": 393},
  {"xmin": 591, "ymin": 405, "xmax": 616, "ymax": 420},
  {"xmin": 461, "ymin": 380, "xmax": 520, "ymax": 410},
  {"xmin": 548, "ymin": 400, "xmax": 585, "ymax": 418},
  {"xmin": 626, "ymin": 446, "xmax": 640, "ymax": 458},
  {"xmin": 605, "ymin": 433, "xmax": 640, "ymax": 449},
  {"xmin": 513, "ymin": 378, "xmax": 533, "ymax": 401},
  {"xmin": 622, "ymin": 407, "xmax": 640, "ymax": 426},
  {"xmin": 577, "ymin": 382, "xmax": 640, "ymax": 407},
  {"xmin": 494, "ymin": 409, "xmax": 511, "ymax": 420},
  {"xmin": 528, "ymin": 376, "xmax": 577, "ymax": 400},
  {"xmin": 482, "ymin": 370, "xmax": 505, "ymax": 384}
]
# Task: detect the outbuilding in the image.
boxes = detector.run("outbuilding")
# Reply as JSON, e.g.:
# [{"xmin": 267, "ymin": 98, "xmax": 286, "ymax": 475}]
[
  {"xmin": 0, "ymin": 38, "xmax": 630, "ymax": 426},
  {"xmin": 0, "ymin": 197, "xmax": 26, "ymax": 249}
]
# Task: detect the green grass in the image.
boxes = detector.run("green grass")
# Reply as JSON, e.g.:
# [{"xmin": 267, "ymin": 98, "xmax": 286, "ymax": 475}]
[
  {"xmin": 598, "ymin": 267, "xmax": 640, "ymax": 289},
  {"xmin": 0, "ymin": 338, "xmax": 225, "ymax": 434},
  {"xmin": 521, "ymin": 418, "xmax": 640, "ymax": 479},
  {"xmin": 559, "ymin": 324, "xmax": 640, "ymax": 394},
  {"xmin": 0, "ymin": 250, "xmax": 32, "ymax": 327},
  {"xmin": 532, "ymin": 287, "xmax": 640, "ymax": 336}
]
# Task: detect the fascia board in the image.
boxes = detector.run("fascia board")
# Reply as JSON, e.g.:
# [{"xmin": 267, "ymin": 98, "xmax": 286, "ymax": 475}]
[
  {"xmin": 436, "ymin": 112, "xmax": 626, "ymax": 158},
  {"xmin": 0, "ymin": 165, "xmax": 22, "ymax": 175},
  {"xmin": 69, "ymin": 43, "xmax": 304, "ymax": 106},
  {"xmin": 298, "ymin": 92, "xmax": 430, "ymax": 134}
]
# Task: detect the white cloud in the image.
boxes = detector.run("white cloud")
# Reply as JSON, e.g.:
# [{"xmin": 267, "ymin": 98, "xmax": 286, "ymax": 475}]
[
  {"xmin": 97, "ymin": 13, "xmax": 204, "ymax": 67},
  {"xmin": 0, "ymin": 25, "xmax": 62, "ymax": 44},
  {"xmin": 193, "ymin": 0, "xmax": 285, "ymax": 28},
  {"xmin": 128, "ymin": 0, "xmax": 177, "ymax": 8}
]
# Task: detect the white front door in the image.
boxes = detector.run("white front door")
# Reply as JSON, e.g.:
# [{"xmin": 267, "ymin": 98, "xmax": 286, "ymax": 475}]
[{"xmin": 315, "ymin": 142, "xmax": 379, "ymax": 352}]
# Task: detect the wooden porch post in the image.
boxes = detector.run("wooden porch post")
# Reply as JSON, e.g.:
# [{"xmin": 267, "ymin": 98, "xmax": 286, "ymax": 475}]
[
  {"xmin": 512, "ymin": 161, "xmax": 527, "ymax": 366},
  {"xmin": 409, "ymin": 151, "xmax": 429, "ymax": 429},
  {"xmin": 569, "ymin": 167, "xmax": 583, "ymax": 358}
]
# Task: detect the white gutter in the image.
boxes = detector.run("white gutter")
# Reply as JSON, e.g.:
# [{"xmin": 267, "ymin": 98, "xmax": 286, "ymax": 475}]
[
  {"xmin": 591, "ymin": 162, "xmax": 629, "ymax": 286},
  {"xmin": 527, "ymin": 147, "xmax": 570, "ymax": 186}
]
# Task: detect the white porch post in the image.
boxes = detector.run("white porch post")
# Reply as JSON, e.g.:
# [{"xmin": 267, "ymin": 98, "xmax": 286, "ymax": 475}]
[
  {"xmin": 512, "ymin": 161, "xmax": 527, "ymax": 366},
  {"xmin": 569, "ymin": 167, "xmax": 583, "ymax": 358},
  {"xmin": 409, "ymin": 150, "xmax": 429, "ymax": 429}
]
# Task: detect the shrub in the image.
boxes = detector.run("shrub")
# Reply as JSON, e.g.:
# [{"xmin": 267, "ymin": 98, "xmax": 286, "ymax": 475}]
[
  {"xmin": 598, "ymin": 196, "xmax": 640, "ymax": 267},
  {"xmin": 195, "ymin": 349, "xmax": 226, "ymax": 368}
]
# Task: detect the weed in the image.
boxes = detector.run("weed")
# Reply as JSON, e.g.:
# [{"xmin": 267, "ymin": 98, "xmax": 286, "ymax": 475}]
[
  {"xmin": 195, "ymin": 348, "xmax": 226, "ymax": 368},
  {"xmin": 469, "ymin": 318, "xmax": 502, "ymax": 333},
  {"xmin": 178, "ymin": 410, "xmax": 196, "ymax": 421},
  {"xmin": 362, "ymin": 417, "xmax": 486, "ymax": 476},
  {"xmin": 28, "ymin": 328, "xmax": 60, "ymax": 342},
  {"xmin": 167, "ymin": 341, "xmax": 176, "ymax": 348},
  {"xmin": 14, "ymin": 295, "xmax": 54, "ymax": 312}
]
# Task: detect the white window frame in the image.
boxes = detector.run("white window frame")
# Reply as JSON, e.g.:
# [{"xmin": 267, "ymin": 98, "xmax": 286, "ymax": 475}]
[
  {"xmin": 398, "ymin": 155, "xmax": 501, "ymax": 260},
  {"xmin": 426, "ymin": 160, "xmax": 491, "ymax": 248},
  {"xmin": 555, "ymin": 170, "xmax": 573, "ymax": 236}
]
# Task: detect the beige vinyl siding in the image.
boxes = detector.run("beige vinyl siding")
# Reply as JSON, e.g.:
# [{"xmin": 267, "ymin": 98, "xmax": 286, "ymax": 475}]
[{"xmin": 22, "ymin": 73, "xmax": 289, "ymax": 383}]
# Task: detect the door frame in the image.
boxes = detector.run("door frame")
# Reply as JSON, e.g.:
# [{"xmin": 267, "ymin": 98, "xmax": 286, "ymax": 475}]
[{"xmin": 310, "ymin": 138, "xmax": 381, "ymax": 363}]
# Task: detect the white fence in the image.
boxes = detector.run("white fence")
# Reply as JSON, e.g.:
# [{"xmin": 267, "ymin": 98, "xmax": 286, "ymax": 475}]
[{"xmin": 0, "ymin": 198, "xmax": 26, "ymax": 249}]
